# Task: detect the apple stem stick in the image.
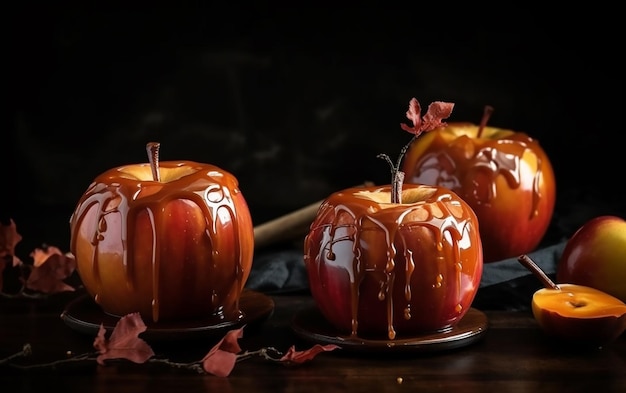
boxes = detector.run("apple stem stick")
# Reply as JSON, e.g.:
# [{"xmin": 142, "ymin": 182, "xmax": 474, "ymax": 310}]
[
  {"xmin": 146, "ymin": 142, "xmax": 161, "ymax": 182},
  {"xmin": 517, "ymin": 254, "xmax": 559, "ymax": 290},
  {"xmin": 476, "ymin": 105, "xmax": 494, "ymax": 138},
  {"xmin": 376, "ymin": 149, "xmax": 409, "ymax": 204},
  {"xmin": 378, "ymin": 98, "xmax": 455, "ymax": 204}
]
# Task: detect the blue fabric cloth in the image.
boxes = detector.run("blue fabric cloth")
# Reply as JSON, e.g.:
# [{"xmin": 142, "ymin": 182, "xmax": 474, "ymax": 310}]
[{"xmin": 246, "ymin": 241, "xmax": 567, "ymax": 295}]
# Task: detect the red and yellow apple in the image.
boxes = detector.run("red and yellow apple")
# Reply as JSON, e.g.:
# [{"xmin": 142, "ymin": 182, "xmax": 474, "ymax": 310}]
[
  {"xmin": 69, "ymin": 148, "xmax": 254, "ymax": 323},
  {"xmin": 557, "ymin": 215, "xmax": 626, "ymax": 304},
  {"xmin": 303, "ymin": 184, "xmax": 483, "ymax": 340},
  {"xmin": 402, "ymin": 120, "xmax": 556, "ymax": 263},
  {"xmin": 531, "ymin": 284, "xmax": 626, "ymax": 345}
]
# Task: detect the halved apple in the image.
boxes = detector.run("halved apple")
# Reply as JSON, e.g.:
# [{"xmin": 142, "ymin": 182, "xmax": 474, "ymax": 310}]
[{"xmin": 532, "ymin": 284, "xmax": 626, "ymax": 346}]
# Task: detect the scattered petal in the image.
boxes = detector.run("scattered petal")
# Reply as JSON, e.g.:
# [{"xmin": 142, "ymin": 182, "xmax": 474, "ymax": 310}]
[
  {"xmin": 94, "ymin": 313, "xmax": 155, "ymax": 366},
  {"xmin": 279, "ymin": 344, "xmax": 341, "ymax": 365},
  {"xmin": 201, "ymin": 326, "xmax": 244, "ymax": 377}
]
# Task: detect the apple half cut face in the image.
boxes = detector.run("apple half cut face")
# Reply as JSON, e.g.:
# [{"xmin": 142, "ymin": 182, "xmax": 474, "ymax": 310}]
[{"xmin": 532, "ymin": 284, "xmax": 626, "ymax": 346}]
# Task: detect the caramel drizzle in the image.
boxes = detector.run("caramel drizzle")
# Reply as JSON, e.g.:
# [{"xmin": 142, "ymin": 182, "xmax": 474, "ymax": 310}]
[
  {"xmin": 314, "ymin": 192, "xmax": 470, "ymax": 340},
  {"xmin": 416, "ymin": 139, "xmax": 543, "ymax": 220},
  {"xmin": 69, "ymin": 163, "xmax": 244, "ymax": 322}
]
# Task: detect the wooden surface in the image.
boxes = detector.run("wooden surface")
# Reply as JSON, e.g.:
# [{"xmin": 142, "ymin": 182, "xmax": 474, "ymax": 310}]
[{"xmin": 1, "ymin": 289, "xmax": 625, "ymax": 392}]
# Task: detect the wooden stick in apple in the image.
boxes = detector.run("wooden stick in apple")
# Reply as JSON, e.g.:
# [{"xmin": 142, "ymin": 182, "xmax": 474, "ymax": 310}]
[
  {"xmin": 146, "ymin": 142, "xmax": 161, "ymax": 182},
  {"xmin": 517, "ymin": 254, "xmax": 559, "ymax": 290},
  {"xmin": 517, "ymin": 253, "xmax": 626, "ymax": 345}
]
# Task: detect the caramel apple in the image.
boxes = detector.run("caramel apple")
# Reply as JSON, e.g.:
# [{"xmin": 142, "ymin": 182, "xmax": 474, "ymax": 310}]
[
  {"xmin": 69, "ymin": 143, "xmax": 254, "ymax": 323},
  {"xmin": 402, "ymin": 106, "xmax": 556, "ymax": 263},
  {"xmin": 304, "ymin": 99, "xmax": 484, "ymax": 339}
]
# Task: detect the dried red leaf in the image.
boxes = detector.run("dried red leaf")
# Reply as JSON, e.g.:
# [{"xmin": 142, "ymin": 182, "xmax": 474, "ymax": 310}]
[
  {"xmin": 24, "ymin": 246, "xmax": 77, "ymax": 293},
  {"xmin": 0, "ymin": 219, "xmax": 22, "ymax": 259},
  {"xmin": 0, "ymin": 258, "xmax": 5, "ymax": 293},
  {"xmin": 94, "ymin": 313, "xmax": 155, "ymax": 366},
  {"xmin": 201, "ymin": 326, "xmax": 244, "ymax": 377},
  {"xmin": 0, "ymin": 220, "xmax": 25, "ymax": 293},
  {"xmin": 400, "ymin": 98, "xmax": 454, "ymax": 136},
  {"xmin": 279, "ymin": 344, "xmax": 340, "ymax": 365}
]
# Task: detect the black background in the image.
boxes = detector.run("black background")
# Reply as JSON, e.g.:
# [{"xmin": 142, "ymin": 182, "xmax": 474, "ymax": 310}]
[{"xmin": 5, "ymin": 4, "xmax": 624, "ymax": 255}]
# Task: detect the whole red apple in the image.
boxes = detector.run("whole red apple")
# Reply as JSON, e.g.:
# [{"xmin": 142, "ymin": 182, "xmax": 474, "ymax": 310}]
[
  {"xmin": 69, "ymin": 144, "xmax": 254, "ymax": 323},
  {"xmin": 401, "ymin": 108, "xmax": 556, "ymax": 263},
  {"xmin": 304, "ymin": 99, "xmax": 483, "ymax": 340},
  {"xmin": 557, "ymin": 215, "xmax": 626, "ymax": 304}
]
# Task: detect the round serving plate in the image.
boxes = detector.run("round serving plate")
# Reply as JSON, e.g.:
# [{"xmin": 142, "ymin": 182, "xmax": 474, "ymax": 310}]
[
  {"xmin": 61, "ymin": 289, "xmax": 274, "ymax": 341},
  {"xmin": 292, "ymin": 306, "xmax": 488, "ymax": 353}
]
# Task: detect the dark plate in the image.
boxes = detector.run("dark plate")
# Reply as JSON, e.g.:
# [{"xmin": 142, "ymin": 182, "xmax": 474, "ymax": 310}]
[
  {"xmin": 61, "ymin": 289, "xmax": 274, "ymax": 341},
  {"xmin": 292, "ymin": 307, "xmax": 488, "ymax": 353}
]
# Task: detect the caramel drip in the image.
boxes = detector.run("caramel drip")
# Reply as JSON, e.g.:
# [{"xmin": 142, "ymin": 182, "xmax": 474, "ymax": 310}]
[
  {"xmin": 414, "ymin": 138, "xmax": 543, "ymax": 220},
  {"xmin": 69, "ymin": 162, "xmax": 244, "ymax": 322},
  {"xmin": 318, "ymin": 190, "xmax": 470, "ymax": 340}
]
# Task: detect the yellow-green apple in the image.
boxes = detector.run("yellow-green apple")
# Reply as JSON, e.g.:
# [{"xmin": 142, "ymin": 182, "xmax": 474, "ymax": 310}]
[
  {"xmin": 402, "ymin": 105, "xmax": 556, "ymax": 263},
  {"xmin": 518, "ymin": 255, "xmax": 626, "ymax": 346},
  {"xmin": 304, "ymin": 99, "xmax": 484, "ymax": 340},
  {"xmin": 557, "ymin": 215, "xmax": 626, "ymax": 304},
  {"xmin": 69, "ymin": 142, "xmax": 254, "ymax": 323}
]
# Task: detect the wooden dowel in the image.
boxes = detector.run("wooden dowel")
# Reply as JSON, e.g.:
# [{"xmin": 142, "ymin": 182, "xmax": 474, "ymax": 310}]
[
  {"xmin": 252, "ymin": 181, "xmax": 373, "ymax": 250},
  {"xmin": 253, "ymin": 199, "xmax": 323, "ymax": 250}
]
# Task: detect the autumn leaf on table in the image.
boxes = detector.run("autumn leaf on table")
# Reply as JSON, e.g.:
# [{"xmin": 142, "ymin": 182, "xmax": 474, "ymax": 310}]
[
  {"xmin": 25, "ymin": 246, "xmax": 77, "ymax": 293},
  {"xmin": 279, "ymin": 344, "xmax": 341, "ymax": 365},
  {"xmin": 93, "ymin": 313, "xmax": 155, "ymax": 366},
  {"xmin": 202, "ymin": 325, "xmax": 244, "ymax": 377}
]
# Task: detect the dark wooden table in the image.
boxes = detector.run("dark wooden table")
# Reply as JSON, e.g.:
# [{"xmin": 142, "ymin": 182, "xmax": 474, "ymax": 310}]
[{"xmin": 1, "ymin": 288, "xmax": 625, "ymax": 392}]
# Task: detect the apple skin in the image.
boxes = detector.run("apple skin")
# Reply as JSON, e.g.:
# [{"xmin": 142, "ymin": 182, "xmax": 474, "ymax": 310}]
[
  {"xmin": 69, "ymin": 161, "xmax": 254, "ymax": 323},
  {"xmin": 532, "ymin": 284, "xmax": 626, "ymax": 345},
  {"xmin": 402, "ymin": 122, "xmax": 556, "ymax": 263},
  {"xmin": 556, "ymin": 215, "xmax": 626, "ymax": 304},
  {"xmin": 303, "ymin": 184, "xmax": 483, "ymax": 340}
]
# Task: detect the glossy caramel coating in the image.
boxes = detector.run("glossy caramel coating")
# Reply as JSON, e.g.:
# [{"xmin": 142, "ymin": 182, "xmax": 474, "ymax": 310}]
[
  {"xmin": 304, "ymin": 184, "xmax": 483, "ymax": 339},
  {"xmin": 70, "ymin": 161, "xmax": 254, "ymax": 323},
  {"xmin": 402, "ymin": 123, "xmax": 556, "ymax": 263}
]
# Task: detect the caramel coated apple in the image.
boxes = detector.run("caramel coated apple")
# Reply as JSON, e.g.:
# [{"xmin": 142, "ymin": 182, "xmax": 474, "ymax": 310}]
[
  {"xmin": 69, "ymin": 160, "xmax": 254, "ymax": 323},
  {"xmin": 402, "ymin": 122, "xmax": 556, "ymax": 263},
  {"xmin": 303, "ymin": 184, "xmax": 483, "ymax": 340}
]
